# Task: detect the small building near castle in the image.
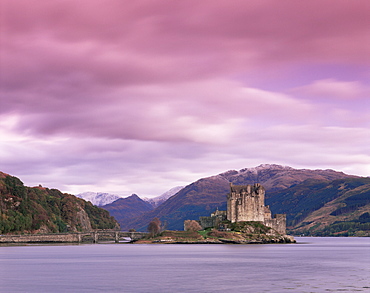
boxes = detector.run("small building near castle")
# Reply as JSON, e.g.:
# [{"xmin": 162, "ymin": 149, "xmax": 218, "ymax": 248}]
[
  {"xmin": 196, "ymin": 183, "xmax": 286, "ymax": 235},
  {"xmin": 199, "ymin": 208, "xmax": 227, "ymax": 230}
]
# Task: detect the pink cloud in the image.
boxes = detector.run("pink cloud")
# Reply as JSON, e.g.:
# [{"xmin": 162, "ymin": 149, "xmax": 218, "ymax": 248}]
[
  {"xmin": 3, "ymin": 79, "xmax": 315, "ymax": 144},
  {"xmin": 1, "ymin": 0, "xmax": 369, "ymax": 195},
  {"xmin": 2, "ymin": 0, "xmax": 369, "ymax": 90},
  {"xmin": 292, "ymin": 79, "xmax": 369, "ymax": 100}
]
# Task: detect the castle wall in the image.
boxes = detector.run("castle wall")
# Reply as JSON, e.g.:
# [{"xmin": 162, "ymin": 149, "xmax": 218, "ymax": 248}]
[
  {"xmin": 264, "ymin": 205, "xmax": 272, "ymax": 219},
  {"xmin": 199, "ymin": 213, "xmax": 226, "ymax": 230},
  {"xmin": 264, "ymin": 214, "xmax": 286, "ymax": 235},
  {"xmin": 227, "ymin": 183, "xmax": 265, "ymax": 222},
  {"xmin": 199, "ymin": 217, "xmax": 216, "ymax": 229}
]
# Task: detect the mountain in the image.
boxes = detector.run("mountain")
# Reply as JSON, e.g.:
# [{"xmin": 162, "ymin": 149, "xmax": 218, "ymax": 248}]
[
  {"xmin": 101, "ymin": 194, "xmax": 153, "ymax": 228},
  {"xmin": 0, "ymin": 172, "xmax": 118, "ymax": 234},
  {"xmin": 122, "ymin": 175, "xmax": 229, "ymax": 231},
  {"xmin": 143, "ymin": 186, "xmax": 184, "ymax": 208},
  {"xmin": 76, "ymin": 192, "xmax": 121, "ymax": 206},
  {"xmin": 77, "ymin": 186, "xmax": 183, "ymax": 210},
  {"xmin": 121, "ymin": 164, "xmax": 358, "ymax": 231},
  {"xmin": 220, "ymin": 164, "xmax": 355, "ymax": 192},
  {"xmin": 266, "ymin": 177, "xmax": 370, "ymax": 236}
]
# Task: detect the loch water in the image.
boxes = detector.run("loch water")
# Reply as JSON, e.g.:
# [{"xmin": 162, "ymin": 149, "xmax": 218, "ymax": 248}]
[{"xmin": 0, "ymin": 237, "xmax": 369, "ymax": 292}]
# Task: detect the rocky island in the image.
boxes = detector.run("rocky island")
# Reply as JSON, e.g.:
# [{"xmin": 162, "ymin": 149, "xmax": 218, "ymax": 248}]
[
  {"xmin": 135, "ymin": 223, "xmax": 295, "ymax": 244},
  {"xmin": 136, "ymin": 183, "xmax": 295, "ymax": 244}
]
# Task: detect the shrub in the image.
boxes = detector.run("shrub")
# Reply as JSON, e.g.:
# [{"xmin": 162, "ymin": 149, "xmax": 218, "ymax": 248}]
[
  {"xmin": 148, "ymin": 218, "xmax": 161, "ymax": 237},
  {"xmin": 184, "ymin": 220, "xmax": 202, "ymax": 231}
]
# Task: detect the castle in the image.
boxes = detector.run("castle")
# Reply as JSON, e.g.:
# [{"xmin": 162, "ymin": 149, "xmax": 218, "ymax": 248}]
[{"xmin": 198, "ymin": 183, "xmax": 286, "ymax": 234}]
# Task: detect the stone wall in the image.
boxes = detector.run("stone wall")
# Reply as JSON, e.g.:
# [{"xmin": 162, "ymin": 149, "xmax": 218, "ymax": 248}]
[
  {"xmin": 199, "ymin": 214, "xmax": 226, "ymax": 229},
  {"xmin": 0, "ymin": 231, "xmax": 148, "ymax": 243},
  {"xmin": 264, "ymin": 214, "xmax": 286, "ymax": 235},
  {"xmin": 199, "ymin": 217, "xmax": 215, "ymax": 229},
  {"xmin": 227, "ymin": 183, "xmax": 265, "ymax": 222},
  {"xmin": 0, "ymin": 233, "xmax": 82, "ymax": 243}
]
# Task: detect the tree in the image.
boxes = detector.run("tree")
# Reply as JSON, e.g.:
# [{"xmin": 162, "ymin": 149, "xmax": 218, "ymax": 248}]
[
  {"xmin": 148, "ymin": 218, "xmax": 161, "ymax": 237},
  {"xmin": 184, "ymin": 220, "xmax": 202, "ymax": 232}
]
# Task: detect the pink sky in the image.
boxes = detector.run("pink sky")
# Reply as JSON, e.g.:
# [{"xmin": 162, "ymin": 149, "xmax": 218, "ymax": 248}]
[{"xmin": 1, "ymin": 0, "xmax": 369, "ymax": 197}]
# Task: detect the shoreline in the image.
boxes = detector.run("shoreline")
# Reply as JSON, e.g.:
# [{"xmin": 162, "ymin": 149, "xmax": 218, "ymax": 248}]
[{"xmin": 0, "ymin": 234, "xmax": 296, "ymax": 245}]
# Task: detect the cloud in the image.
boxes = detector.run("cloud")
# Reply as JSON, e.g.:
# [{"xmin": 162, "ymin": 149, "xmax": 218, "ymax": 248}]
[
  {"xmin": 2, "ymin": 78, "xmax": 315, "ymax": 145},
  {"xmin": 292, "ymin": 79, "xmax": 369, "ymax": 100},
  {"xmin": 289, "ymin": 79, "xmax": 370, "ymax": 128},
  {"xmin": 1, "ymin": 0, "xmax": 369, "ymax": 196},
  {"xmin": 2, "ymin": 0, "xmax": 370, "ymax": 89}
]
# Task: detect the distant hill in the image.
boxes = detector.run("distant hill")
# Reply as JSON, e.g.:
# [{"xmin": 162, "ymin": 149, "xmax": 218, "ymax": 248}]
[
  {"xmin": 76, "ymin": 186, "xmax": 183, "ymax": 209},
  {"xmin": 100, "ymin": 187, "xmax": 184, "ymax": 229},
  {"xmin": 121, "ymin": 164, "xmax": 358, "ymax": 231},
  {"xmin": 102, "ymin": 194, "xmax": 153, "ymax": 228},
  {"xmin": 122, "ymin": 175, "xmax": 230, "ymax": 231},
  {"xmin": 0, "ymin": 172, "xmax": 118, "ymax": 234},
  {"xmin": 143, "ymin": 186, "xmax": 184, "ymax": 208},
  {"xmin": 76, "ymin": 192, "xmax": 122, "ymax": 206}
]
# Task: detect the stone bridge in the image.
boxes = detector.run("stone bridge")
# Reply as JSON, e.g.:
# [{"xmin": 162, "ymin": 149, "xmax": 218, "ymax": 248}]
[
  {"xmin": 85, "ymin": 230, "xmax": 148, "ymax": 243},
  {"xmin": 0, "ymin": 230, "xmax": 148, "ymax": 244}
]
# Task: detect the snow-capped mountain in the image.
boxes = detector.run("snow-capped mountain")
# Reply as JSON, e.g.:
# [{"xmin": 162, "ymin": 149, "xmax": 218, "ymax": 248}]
[
  {"xmin": 143, "ymin": 186, "xmax": 184, "ymax": 208},
  {"xmin": 76, "ymin": 192, "xmax": 122, "ymax": 206}
]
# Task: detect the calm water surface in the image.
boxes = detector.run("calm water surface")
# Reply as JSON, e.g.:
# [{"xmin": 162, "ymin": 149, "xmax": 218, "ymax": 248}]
[{"xmin": 0, "ymin": 237, "xmax": 369, "ymax": 292}]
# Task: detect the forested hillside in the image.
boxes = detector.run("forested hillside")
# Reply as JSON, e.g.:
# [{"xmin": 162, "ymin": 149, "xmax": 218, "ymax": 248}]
[
  {"xmin": 0, "ymin": 172, "xmax": 118, "ymax": 234},
  {"xmin": 267, "ymin": 177, "xmax": 370, "ymax": 236}
]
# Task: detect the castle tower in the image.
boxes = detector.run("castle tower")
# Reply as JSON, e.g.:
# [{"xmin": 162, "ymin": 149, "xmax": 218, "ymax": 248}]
[{"xmin": 227, "ymin": 183, "xmax": 266, "ymax": 223}]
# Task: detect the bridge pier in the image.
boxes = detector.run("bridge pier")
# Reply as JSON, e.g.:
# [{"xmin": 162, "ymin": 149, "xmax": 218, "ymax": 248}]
[
  {"xmin": 87, "ymin": 230, "xmax": 149, "ymax": 243},
  {"xmin": 92, "ymin": 232, "xmax": 98, "ymax": 243}
]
